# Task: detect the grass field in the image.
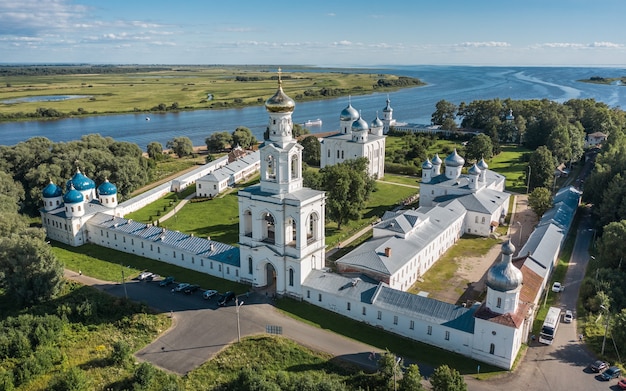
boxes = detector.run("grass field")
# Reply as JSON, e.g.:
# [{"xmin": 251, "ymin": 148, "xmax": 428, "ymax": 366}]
[{"xmin": 0, "ymin": 66, "xmax": 424, "ymax": 119}]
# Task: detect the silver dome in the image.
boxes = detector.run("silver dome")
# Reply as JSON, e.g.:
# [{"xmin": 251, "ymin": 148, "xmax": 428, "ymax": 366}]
[
  {"xmin": 422, "ymin": 158, "xmax": 433, "ymax": 169},
  {"xmin": 477, "ymin": 158, "xmax": 489, "ymax": 170},
  {"xmin": 444, "ymin": 149, "xmax": 465, "ymax": 167},
  {"xmin": 371, "ymin": 115, "xmax": 383, "ymax": 128},
  {"xmin": 468, "ymin": 163, "xmax": 481, "ymax": 176},
  {"xmin": 340, "ymin": 104, "xmax": 359, "ymax": 121},
  {"xmin": 432, "ymin": 154, "xmax": 442, "ymax": 165},
  {"xmin": 352, "ymin": 116, "xmax": 369, "ymax": 132},
  {"xmin": 486, "ymin": 241, "xmax": 522, "ymax": 292}
]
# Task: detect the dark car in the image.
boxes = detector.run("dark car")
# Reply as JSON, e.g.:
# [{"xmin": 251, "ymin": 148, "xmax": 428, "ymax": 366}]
[
  {"xmin": 183, "ymin": 284, "xmax": 200, "ymax": 295},
  {"xmin": 590, "ymin": 360, "xmax": 608, "ymax": 373},
  {"xmin": 600, "ymin": 366, "xmax": 621, "ymax": 381},
  {"xmin": 159, "ymin": 276, "xmax": 175, "ymax": 287},
  {"xmin": 217, "ymin": 291, "xmax": 236, "ymax": 306}
]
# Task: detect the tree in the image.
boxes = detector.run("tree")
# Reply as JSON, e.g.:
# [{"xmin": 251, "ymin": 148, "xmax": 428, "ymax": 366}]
[
  {"xmin": 377, "ymin": 350, "xmax": 404, "ymax": 390},
  {"xmin": 547, "ymin": 125, "xmax": 572, "ymax": 164},
  {"xmin": 0, "ymin": 228, "xmax": 64, "ymax": 306},
  {"xmin": 146, "ymin": 142, "xmax": 164, "ymax": 160},
  {"xmin": 429, "ymin": 364, "xmax": 467, "ymax": 391},
  {"xmin": 292, "ymin": 123, "xmax": 309, "ymax": 138},
  {"xmin": 528, "ymin": 187, "xmax": 552, "ymax": 218},
  {"xmin": 205, "ymin": 131, "xmax": 233, "ymax": 152},
  {"xmin": 611, "ymin": 308, "xmax": 626, "ymax": 350},
  {"xmin": 432, "ymin": 100, "xmax": 457, "ymax": 130},
  {"xmin": 232, "ymin": 126, "xmax": 257, "ymax": 149},
  {"xmin": 166, "ymin": 136, "xmax": 194, "ymax": 157},
  {"xmin": 399, "ymin": 364, "xmax": 425, "ymax": 391},
  {"xmin": 299, "ymin": 135, "xmax": 321, "ymax": 166},
  {"xmin": 528, "ymin": 146, "xmax": 556, "ymax": 191},
  {"xmin": 319, "ymin": 158, "xmax": 376, "ymax": 230},
  {"xmin": 598, "ymin": 220, "xmax": 626, "ymax": 269},
  {"xmin": 464, "ymin": 133, "xmax": 493, "ymax": 163}
]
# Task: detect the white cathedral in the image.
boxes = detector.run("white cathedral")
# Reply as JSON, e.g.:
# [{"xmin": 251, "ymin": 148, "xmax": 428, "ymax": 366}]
[
  {"xmin": 41, "ymin": 72, "xmax": 545, "ymax": 370},
  {"xmin": 319, "ymin": 97, "xmax": 391, "ymax": 179}
]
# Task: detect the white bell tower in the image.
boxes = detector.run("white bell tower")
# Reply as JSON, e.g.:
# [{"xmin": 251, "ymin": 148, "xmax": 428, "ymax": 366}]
[{"xmin": 238, "ymin": 69, "xmax": 326, "ymax": 298}]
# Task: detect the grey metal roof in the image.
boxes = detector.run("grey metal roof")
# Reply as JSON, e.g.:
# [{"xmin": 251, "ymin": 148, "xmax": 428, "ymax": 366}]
[
  {"xmin": 87, "ymin": 213, "xmax": 240, "ymax": 266},
  {"xmin": 238, "ymin": 184, "xmax": 325, "ymax": 203},
  {"xmin": 374, "ymin": 286, "xmax": 478, "ymax": 333},
  {"xmin": 336, "ymin": 200, "xmax": 466, "ymax": 276},
  {"xmin": 446, "ymin": 188, "xmax": 509, "ymax": 214},
  {"xmin": 518, "ymin": 223, "xmax": 564, "ymax": 274},
  {"xmin": 376, "ymin": 209, "xmax": 428, "ymax": 235},
  {"xmin": 303, "ymin": 269, "xmax": 379, "ymax": 303}
]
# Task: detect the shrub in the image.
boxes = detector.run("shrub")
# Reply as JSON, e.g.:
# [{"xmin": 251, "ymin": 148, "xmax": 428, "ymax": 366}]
[
  {"xmin": 50, "ymin": 367, "xmax": 90, "ymax": 391},
  {"xmin": 110, "ymin": 340, "xmax": 132, "ymax": 366},
  {"xmin": 132, "ymin": 362, "xmax": 157, "ymax": 389}
]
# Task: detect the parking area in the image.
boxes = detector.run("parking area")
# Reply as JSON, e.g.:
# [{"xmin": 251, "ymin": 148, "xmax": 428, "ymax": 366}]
[{"xmin": 66, "ymin": 270, "xmax": 380, "ymax": 375}]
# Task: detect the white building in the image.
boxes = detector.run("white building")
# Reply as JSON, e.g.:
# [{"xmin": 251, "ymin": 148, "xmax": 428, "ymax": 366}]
[
  {"xmin": 196, "ymin": 150, "xmax": 260, "ymax": 198},
  {"xmin": 319, "ymin": 98, "xmax": 387, "ymax": 179},
  {"xmin": 236, "ymin": 71, "xmax": 326, "ymax": 296}
]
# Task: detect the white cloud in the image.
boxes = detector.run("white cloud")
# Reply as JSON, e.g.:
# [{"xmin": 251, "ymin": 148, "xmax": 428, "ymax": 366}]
[
  {"xmin": 533, "ymin": 42, "xmax": 623, "ymax": 49},
  {"xmin": 457, "ymin": 41, "xmax": 511, "ymax": 48},
  {"xmin": 590, "ymin": 41, "xmax": 622, "ymax": 48}
]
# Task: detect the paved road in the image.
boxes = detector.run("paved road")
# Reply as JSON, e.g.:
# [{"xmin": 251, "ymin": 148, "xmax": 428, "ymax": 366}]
[{"xmin": 66, "ymin": 271, "xmax": 381, "ymax": 375}]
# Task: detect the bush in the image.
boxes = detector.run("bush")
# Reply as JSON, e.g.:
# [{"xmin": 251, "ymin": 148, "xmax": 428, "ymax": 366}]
[
  {"xmin": 50, "ymin": 367, "xmax": 90, "ymax": 391},
  {"xmin": 110, "ymin": 340, "xmax": 132, "ymax": 366},
  {"xmin": 132, "ymin": 362, "xmax": 157, "ymax": 389}
]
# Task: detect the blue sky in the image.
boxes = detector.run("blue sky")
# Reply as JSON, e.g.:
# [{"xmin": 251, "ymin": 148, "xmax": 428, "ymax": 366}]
[{"xmin": 1, "ymin": 0, "xmax": 625, "ymax": 66}]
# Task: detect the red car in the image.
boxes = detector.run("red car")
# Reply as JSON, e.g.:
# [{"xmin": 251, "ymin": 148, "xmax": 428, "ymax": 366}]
[{"xmin": 618, "ymin": 378, "xmax": 626, "ymax": 390}]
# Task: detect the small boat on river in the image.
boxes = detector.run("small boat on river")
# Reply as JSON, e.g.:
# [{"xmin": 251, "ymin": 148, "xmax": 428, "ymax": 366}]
[{"xmin": 303, "ymin": 118, "xmax": 322, "ymax": 127}]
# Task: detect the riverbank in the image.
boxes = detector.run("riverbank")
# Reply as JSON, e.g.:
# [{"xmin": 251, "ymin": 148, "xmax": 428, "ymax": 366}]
[{"xmin": 0, "ymin": 65, "xmax": 424, "ymax": 122}]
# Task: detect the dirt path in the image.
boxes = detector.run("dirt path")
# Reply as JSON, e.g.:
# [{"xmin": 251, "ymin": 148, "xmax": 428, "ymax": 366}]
[{"xmin": 427, "ymin": 194, "xmax": 538, "ymax": 305}]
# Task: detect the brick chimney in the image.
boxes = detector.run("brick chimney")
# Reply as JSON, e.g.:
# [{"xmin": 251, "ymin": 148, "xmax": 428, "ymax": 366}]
[{"xmin": 384, "ymin": 247, "xmax": 392, "ymax": 257}]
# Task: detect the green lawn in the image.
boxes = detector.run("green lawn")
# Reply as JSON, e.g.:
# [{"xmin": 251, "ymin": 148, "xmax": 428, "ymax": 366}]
[{"xmin": 53, "ymin": 242, "xmax": 247, "ymax": 294}]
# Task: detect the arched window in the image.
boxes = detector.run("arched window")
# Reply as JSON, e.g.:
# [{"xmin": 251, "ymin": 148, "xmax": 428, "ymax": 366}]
[
  {"xmin": 307, "ymin": 212, "xmax": 319, "ymax": 242},
  {"xmin": 290, "ymin": 154, "xmax": 299, "ymax": 179},
  {"xmin": 266, "ymin": 155, "xmax": 276, "ymax": 181},
  {"xmin": 289, "ymin": 268, "xmax": 294, "ymax": 286},
  {"xmin": 262, "ymin": 212, "xmax": 275, "ymax": 244},
  {"xmin": 286, "ymin": 218, "xmax": 297, "ymax": 247},
  {"xmin": 496, "ymin": 297, "xmax": 502, "ymax": 308},
  {"xmin": 489, "ymin": 343, "xmax": 495, "ymax": 354},
  {"xmin": 243, "ymin": 210, "xmax": 252, "ymax": 237},
  {"xmin": 248, "ymin": 257, "xmax": 253, "ymax": 275}
]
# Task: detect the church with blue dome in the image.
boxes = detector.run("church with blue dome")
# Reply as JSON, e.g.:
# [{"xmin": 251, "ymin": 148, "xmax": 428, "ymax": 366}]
[{"xmin": 41, "ymin": 168, "xmax": 120, "ymax": 246}]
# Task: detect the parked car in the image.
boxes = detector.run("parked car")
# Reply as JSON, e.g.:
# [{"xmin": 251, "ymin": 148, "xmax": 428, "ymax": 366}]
[
  {"xmin": 217, "ymin": 291, "xmax": 236, "ymax": 306},
  {"xmin": 159, "ymin": 276, "xmax": 175, "ymax": 287},
  {"xmin": 563, "ymin": 310, "xmax": 573, "ymax": 323},
  {"xmin": 551, "ymin": 282, "xmax": 563, "ymax": 292},
  {"xmin": 138, "ymin": 271, "xmax": 154, "ymax": 281},
  {"xmin": 618, "ymin": 378, "xmax": 626, "ymax": 390},
  {"xmin": 203, "ymin": 289, "xmax": 218, "ymax": 300},
  {"xmin": 183, "ymin": 285, "xmax": 200, "ymax": 295},
  {"xmin": 600, "ymin": 366, "xmax": 621, "ymax": 381},
  {"xmin": 172, "ymin": 283, "xmax": 190, "ymax": 293},
  {"xmin": 590, "ymin": 360, "xmax": 608, "ymax": 373}
]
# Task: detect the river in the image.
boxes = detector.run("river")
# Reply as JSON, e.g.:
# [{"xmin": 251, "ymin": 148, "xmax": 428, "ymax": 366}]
[{"xmin": 1, "ymin": 65, "xmax": 625, "ymax": 148}]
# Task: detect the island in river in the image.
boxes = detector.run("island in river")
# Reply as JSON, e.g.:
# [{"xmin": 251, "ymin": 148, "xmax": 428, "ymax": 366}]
[
  {"xmin": 579, "ymin": 75, "xmax": 626, "ymax": 85},
  {"xmin": 0, "ymin": 65, "xmax": 424, "ymax": 122}
]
